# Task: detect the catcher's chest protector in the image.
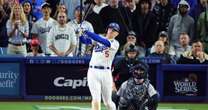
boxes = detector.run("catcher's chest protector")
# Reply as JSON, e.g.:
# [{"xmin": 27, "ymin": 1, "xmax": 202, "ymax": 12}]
[{"xmin": 124, "ymin": 79, "xmax": 149, "ymax": 101}]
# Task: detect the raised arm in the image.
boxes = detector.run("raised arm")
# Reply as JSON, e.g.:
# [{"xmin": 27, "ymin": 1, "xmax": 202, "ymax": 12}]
[{"xmin": 84, "ymin": 31, "xmax": 111, "ymax": 47}]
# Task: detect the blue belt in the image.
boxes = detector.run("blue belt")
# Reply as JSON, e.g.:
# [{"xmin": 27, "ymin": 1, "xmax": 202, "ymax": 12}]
[{"xmin": 90, "ymin": 65, "xmax": 110, "ymax": 69}]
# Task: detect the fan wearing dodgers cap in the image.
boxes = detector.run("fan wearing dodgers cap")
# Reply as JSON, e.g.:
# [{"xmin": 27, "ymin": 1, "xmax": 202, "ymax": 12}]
[
  {"xmin": 79, "ymin": 22, "xmax": 120, "ymax": 110},
  {"xmin": 31, "ymin": 2, "xmax": 57, "ymax": 56}
]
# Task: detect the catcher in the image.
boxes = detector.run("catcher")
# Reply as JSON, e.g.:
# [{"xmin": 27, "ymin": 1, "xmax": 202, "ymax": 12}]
[{"xmin": 117, "ymin": 62, "xmax": 159, "ymax": 110}]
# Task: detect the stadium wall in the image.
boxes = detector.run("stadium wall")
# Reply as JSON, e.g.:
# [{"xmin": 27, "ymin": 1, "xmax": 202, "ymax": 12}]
[{"xmin": 0, "ymin": 56, "xmax": 207, "ymax": 102}]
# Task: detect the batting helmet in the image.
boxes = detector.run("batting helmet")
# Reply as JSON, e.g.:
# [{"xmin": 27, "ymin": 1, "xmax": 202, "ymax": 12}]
[
  {"xmin": 107, "ymin": 22, "xmax": 120, "ymax": 32},
  {"xmin": 129, "ymin": 62, "xmax": 149, "ymax": 79}
]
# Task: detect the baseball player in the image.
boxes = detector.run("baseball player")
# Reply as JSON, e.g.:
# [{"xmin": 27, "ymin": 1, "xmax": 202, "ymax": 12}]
[
  {"xmin": 117, "ymin": 63, "xmax": 159, "ymax": 110},
  {"xmin": 31, "ymin": 2, "xmax": 57, "ymax": 55},
  {"xmin": 80, "ymin": 22, "xmax": 120, "ymax": 110},
  {"xmin": 112, "ymin": 44, "xmax": 141, "ymax": 90},
  {"xmin": 48, "ymin": 12, "xmax": 77, "ymax": 56}
]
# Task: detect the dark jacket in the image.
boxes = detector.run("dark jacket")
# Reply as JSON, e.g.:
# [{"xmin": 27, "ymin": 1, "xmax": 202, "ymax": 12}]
[
  {"xmin": 0, "ymin": 15, "xmax": 9, "ymax": 47},
  {"xmin": 86, "ymin": 11, "xmax": 104, "ymax": 34},
  {"xmin": 177, "ymin": 55, "xmax": 208, "ymax": 64},
  {"xmin": 152, "ymin": 3, "xmax": 174, "ymax": 34},
  {"xmin": 177, "ymin": 51, "xmax": 208, "ymax": 64},
  {"xmin": 99, "ymin": 5, "xmax": 128, "ymax": 45},
  {"xmin": 132, "ymin": 10, "xmax": 157, "ymax": 48},
  {"xmin": 112, "ymin": 58, "xmax": 143, "ymax": 89}
]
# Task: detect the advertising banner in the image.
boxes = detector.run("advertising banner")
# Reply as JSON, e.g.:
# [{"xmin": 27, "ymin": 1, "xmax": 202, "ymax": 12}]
[
  {"xmin": 0, "ymin": 63, "xmax": 20, "ymax": 97},
  {"xmin": 163, "ymin": 70, "xmax": 207, "ymax": 97},
  {"xmin": 25, "ymin": 63, "xmax": 90, "ymax": 101}
]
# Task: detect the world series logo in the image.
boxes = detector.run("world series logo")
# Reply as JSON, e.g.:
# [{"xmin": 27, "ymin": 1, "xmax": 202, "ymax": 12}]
[{"xmin": 173, "ymin": 73, "xmax": 198, "ymax": 96}]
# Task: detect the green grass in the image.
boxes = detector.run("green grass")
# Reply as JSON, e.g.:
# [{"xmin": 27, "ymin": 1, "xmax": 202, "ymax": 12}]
[
  {"xmin": 159, "ymin": 103, "xmax": 208, "ymax": 110},
  {"xmin": 0, "ymin": 102, "xmax": 207, "ymax": 110}
]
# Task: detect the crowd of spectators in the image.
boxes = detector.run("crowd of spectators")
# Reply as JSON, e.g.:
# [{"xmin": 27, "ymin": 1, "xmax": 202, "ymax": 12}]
[{"xmin": 0, "ymin": 0, "xmax": 208, "ymax": 64}]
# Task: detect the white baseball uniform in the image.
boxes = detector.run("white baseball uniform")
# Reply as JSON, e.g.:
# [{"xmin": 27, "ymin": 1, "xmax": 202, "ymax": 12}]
[
  {"xmin": 87, "ymin": 36, "xmax": 119, "ymax": 110},
  {"xmin": 31, "ymin": 17, "xmax": 57, "ymax": 55},
  {"xmin": 48, "ymin": 24, "xmax": 77, "ymax": 56}
]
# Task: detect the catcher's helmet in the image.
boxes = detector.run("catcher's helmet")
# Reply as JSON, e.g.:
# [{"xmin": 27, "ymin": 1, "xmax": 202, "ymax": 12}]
[
  {"xmin": 107, "ymin": 22, "xmax": 120, "ymax": 32},
  {"xmin": 125, "ymin": 44, "xmax": 138, "ymax": 53},
  {"xmin": 129, "ymin": 62, "xmax": 149, "ymax": 79},
  {"xmin": 125, "ymin": 44, "xmax": 139, "ymax": 57}
]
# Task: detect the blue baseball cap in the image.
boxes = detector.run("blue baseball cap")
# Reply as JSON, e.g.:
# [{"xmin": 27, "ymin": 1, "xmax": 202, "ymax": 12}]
[{"xmin": 107, "ymin": 22, "xmax": 120, "ymax": 32}]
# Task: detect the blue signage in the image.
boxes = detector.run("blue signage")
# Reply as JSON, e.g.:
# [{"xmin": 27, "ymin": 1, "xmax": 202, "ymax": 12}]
[{"xmin": 0, "ymin": 63, "xmax": 20, "ymax": 96}]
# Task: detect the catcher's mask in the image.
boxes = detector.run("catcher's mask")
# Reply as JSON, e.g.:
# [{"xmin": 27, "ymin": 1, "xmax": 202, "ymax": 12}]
[{"xmin": 129, "ymin": 62, "xmax": 149, "ymax": 80}]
